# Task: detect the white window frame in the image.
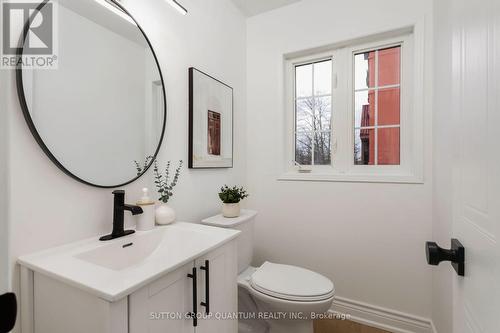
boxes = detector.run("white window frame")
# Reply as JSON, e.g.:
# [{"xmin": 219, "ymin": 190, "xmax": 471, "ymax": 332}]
[{"xmin": 281, "ymin": 28, "xmax": 424, "ymax": 183}]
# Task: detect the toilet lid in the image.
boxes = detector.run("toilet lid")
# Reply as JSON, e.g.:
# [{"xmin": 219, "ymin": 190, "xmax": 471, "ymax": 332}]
[{"xmin": 250, "ymin": 262, "xmax": 335, "ymax": 302}]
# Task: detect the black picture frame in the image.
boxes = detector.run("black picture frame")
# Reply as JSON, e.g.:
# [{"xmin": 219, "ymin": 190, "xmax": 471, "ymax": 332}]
[
  {"xmin": 15, "ymin": 0, "xmax": 167, "ymax": 188},
  {"xmin": 188, "ymin": 67, "xmax": 234, "ymax": 169}
]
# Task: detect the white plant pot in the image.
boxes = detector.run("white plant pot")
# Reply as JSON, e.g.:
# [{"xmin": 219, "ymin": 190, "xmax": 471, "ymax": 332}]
[
  {"xmin": 222, "ymin": 203, "xmax": 240, "ymax": 218},
  {"xmin": 155, "ymin": 203, "xmax": 176, "ymax": 225}
]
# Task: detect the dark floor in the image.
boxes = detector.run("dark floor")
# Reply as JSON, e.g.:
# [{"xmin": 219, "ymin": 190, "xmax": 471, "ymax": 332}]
[{"xmin": 314, "ymin": 319, "xmax": 390, "ymax": 333}]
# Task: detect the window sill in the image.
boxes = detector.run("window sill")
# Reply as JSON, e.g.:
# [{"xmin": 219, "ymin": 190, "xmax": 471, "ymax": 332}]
[{"xmin": 278, "ymin": 170, "xmax": 424, "ymax": 184}]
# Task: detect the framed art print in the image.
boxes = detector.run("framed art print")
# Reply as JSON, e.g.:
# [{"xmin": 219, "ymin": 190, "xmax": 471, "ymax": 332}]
[{"xmin": 189, "ymin": 67, "xmax": 233, "ymax": 168}]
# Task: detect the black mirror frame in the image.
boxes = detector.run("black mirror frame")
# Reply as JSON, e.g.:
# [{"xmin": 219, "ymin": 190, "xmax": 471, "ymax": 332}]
[{"xmin": 15, "ymin": 0, "xmax": 167, "ymax": 188}]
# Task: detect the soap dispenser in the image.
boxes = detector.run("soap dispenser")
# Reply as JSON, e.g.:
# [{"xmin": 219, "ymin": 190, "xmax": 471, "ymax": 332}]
[{"xmin": 136, "ymin": 188, "xmax": 155, "ymax": 231}]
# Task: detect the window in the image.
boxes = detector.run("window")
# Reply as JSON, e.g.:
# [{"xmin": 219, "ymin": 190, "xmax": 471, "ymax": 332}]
[
  {"xmin": 284, "ymin": 31, "xmax": 423, "ymax": 183},
  {"xmin": 295, "ymin": 59, "xmax": 332, "ymax": 165},
  {"xmin": 354, "ymin": 46, "xmax": 401, "ymax": 165}
]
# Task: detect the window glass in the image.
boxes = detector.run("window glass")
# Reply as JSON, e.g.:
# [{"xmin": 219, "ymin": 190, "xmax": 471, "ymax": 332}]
[
  {"xmin": 354, "ymin": 128, "xmax": 375, "ymax": 165},
  {"xmin": 354, "ymin": 91, "xmax": 374, "ymax": 128},
  {"xmin": 295, "ymin": 131, "xmax": 312, "ymax": 165},
  {"xmin": 314, "ymin": 132, "xmax": 332, "ymax": 165},
  {"xmin": 295, "ymin": 59, "xmax": 332, "ymax": 165},
  {"xmin": 377, "ymin": 128, "xmax": 400, "ymax": 165},
  {"xmin": 378, "ymin": 47, "xmax": 401, "ymax": 86},
  {"xmin": 296, "ymin": 64, "xmax": 312, "ymax": 98},
  {"xmin": 354, "ymin": 51, "xmax": 375, "ymax": 90},
  {"xmin": 378, "ymin": 87, "xmax": 400, "ymax": 126},
  {"xmin": 314, "ymin": 61, "xmax": 332, "ymax": 95},
  {"xmin": 353, "ymin": 46, "xmax": 401, "ymax": 165}
]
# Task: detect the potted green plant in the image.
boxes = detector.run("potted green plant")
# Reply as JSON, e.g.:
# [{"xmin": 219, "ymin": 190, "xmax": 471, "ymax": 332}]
[
  {"xmin": 218, "ymin": 185, "xmax": 249, "ymax": 218},
  {"xmin": 153, "ymin": 160, "xmax": 183, "ymax": 225}
]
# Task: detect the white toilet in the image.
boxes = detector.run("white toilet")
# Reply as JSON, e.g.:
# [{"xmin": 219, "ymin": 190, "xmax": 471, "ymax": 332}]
[{"xmin": 202, "ymin": 210, "xmax": 335, "ymax": 333}]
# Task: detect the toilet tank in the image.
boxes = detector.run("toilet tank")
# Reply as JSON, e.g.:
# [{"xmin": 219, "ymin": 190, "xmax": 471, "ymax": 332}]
[{"xmin": 201, "ymin": 210, "xmax": 257, "ymax": 273}]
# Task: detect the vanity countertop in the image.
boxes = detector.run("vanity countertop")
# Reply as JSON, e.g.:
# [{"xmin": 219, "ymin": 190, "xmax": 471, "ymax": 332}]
[{"xmin": 18, "ymin": 222, "xmax": 239, "ymax": 302}]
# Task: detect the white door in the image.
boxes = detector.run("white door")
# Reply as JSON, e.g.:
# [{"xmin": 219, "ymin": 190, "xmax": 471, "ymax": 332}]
[
  {"xmin": 129, "ymin": 262, "xmax": 196, "ymax": 333},
  {"xmin": 450, "ymin": 0, "xmax": 500, "ymax": 332},
  {"xmin": 195, "ymin": 242, "xmax": 238, "ymax": 333}
]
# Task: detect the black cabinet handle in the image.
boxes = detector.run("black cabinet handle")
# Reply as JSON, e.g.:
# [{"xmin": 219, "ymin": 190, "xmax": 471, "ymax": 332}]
[
  {"xmin": 187, "ymin": 267, "xmax": 198, "ymax": 327},
  {"xmin": 426, "ymin": 238, "xmax": 465, "ymax": 276},
  {"xmin": 200, "ymin": 260, "xmax": 210, "ymax": 314}
]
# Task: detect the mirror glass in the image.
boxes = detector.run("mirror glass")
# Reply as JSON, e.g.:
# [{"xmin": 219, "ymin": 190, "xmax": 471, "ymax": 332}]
[{"xmin": 19, "ymin": 0, "xmax": 165, "ymax": 187}]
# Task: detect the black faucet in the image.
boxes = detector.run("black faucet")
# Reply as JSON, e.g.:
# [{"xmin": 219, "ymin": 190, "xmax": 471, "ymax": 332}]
[{"xmin": 100, "ymin": 190, "xmax": 143, "ymax": 241}]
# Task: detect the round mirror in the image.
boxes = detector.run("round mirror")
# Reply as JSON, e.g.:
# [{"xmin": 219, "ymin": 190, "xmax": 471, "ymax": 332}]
[{"xmin": 16, "ymin": 0, "xmax": 166, "ymax": 188}]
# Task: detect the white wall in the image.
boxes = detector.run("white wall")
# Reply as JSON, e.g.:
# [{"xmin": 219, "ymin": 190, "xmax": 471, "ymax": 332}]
[
  {"xmin": 431, "ymin": 0, "xmax": 453, "ymax": 331},
  {"xmin": 246, "ymin": 0, "xmax": 434, "ymax": 319},
  {"xmin": 4, "ymin": 0, "xmax": 246, "ymax": 331}
]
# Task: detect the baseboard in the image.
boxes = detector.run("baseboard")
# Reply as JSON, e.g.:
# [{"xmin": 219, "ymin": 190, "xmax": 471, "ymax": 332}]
[
  {"xmin": 330, "ymin": 296, "xmax": 436, "ymax": 333},
  {"xmin": 430, "ymin": 321, "xmax": 437, "ymax": 333}
]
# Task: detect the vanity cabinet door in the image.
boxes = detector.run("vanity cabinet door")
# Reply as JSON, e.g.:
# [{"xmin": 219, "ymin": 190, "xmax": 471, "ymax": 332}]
[
  {"xmin": 195, "ymin": 241, "xmax": 238, "ymax": 333},
  {"xmin": 129, "ymin": 262, "xmax": 195, "ymax": 333}
]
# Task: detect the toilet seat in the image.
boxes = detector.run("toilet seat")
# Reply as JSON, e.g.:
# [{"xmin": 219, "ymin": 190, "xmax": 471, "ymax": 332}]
[{"xmin": 249, "ymin": 262, "xmax": 335, "ymax": 302}]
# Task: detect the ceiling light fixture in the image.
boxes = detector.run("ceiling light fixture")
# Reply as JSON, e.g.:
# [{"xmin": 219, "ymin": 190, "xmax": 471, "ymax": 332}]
[
  {"xmin": 97, "ymin": 0, "xmax": 137, "ymax": 26},
  {"xmin": 166, "ymin": 0, "xmax": 187, "ymax": 15}
]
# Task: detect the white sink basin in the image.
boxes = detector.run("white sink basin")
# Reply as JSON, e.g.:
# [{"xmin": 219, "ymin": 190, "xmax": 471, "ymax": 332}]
[
  {"xmin": 18, "ymin": 222, "xmax": 239, "ymax": 301},
  {"xmin": 75, "ymin": 229, "xmax": 165, "ymax": 270}
]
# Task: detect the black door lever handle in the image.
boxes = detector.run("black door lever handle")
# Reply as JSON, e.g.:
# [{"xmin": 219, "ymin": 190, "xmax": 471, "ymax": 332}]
[
  {"xmin": 0, "ymin": 293, "xmax": 17, "ymax": 333},
  {"xmin": 426, "ymin": 238, "xmax": 465, "ymax": 276}
]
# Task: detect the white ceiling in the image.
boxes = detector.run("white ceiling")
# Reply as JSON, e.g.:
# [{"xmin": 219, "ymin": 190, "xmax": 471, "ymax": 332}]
[{"xmin": 231, "ymin": 0, "xmax": 302, "ymax": 17}]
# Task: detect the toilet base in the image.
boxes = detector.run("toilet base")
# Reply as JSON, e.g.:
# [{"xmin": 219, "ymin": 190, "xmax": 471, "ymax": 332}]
[{"xmin": 267, "ymin": 318, "xmax": 313, "ymax": 333}]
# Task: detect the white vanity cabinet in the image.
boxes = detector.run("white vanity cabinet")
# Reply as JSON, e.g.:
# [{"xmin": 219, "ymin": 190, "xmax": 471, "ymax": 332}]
[
  {"xmin": 194, "ymin": 242, "xmax": 238, "ymax": 333},
  {"xmin": 129, "ymin": 261, "xmax": 194, "ymax": 333},
  {"xmin": 19, "ymin": 227, "xmax": 239, "ymax": 333},
  {"xmin": 129, "ymin": 241, "xmax": 238, "ymax": 333}
]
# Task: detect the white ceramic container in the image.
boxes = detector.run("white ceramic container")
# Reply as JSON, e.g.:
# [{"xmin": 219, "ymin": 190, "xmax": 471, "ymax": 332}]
[
  {"xmin": 222, "ymin": 202, "xmax": 240, "ymax": 218},
  {"xmin": 155, "ymin": 203, "xmax": 176, "ymax": 225}
]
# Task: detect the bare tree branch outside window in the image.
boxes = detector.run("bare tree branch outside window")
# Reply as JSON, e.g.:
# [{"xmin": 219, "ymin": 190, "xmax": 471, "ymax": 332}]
[
  {"xmin": 294, "ymin": 60, "xmax": 332, "ymax": 166},
  {"xmin": 295, "ymin": 96, "xmax": 331, "ymax": 165}
]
